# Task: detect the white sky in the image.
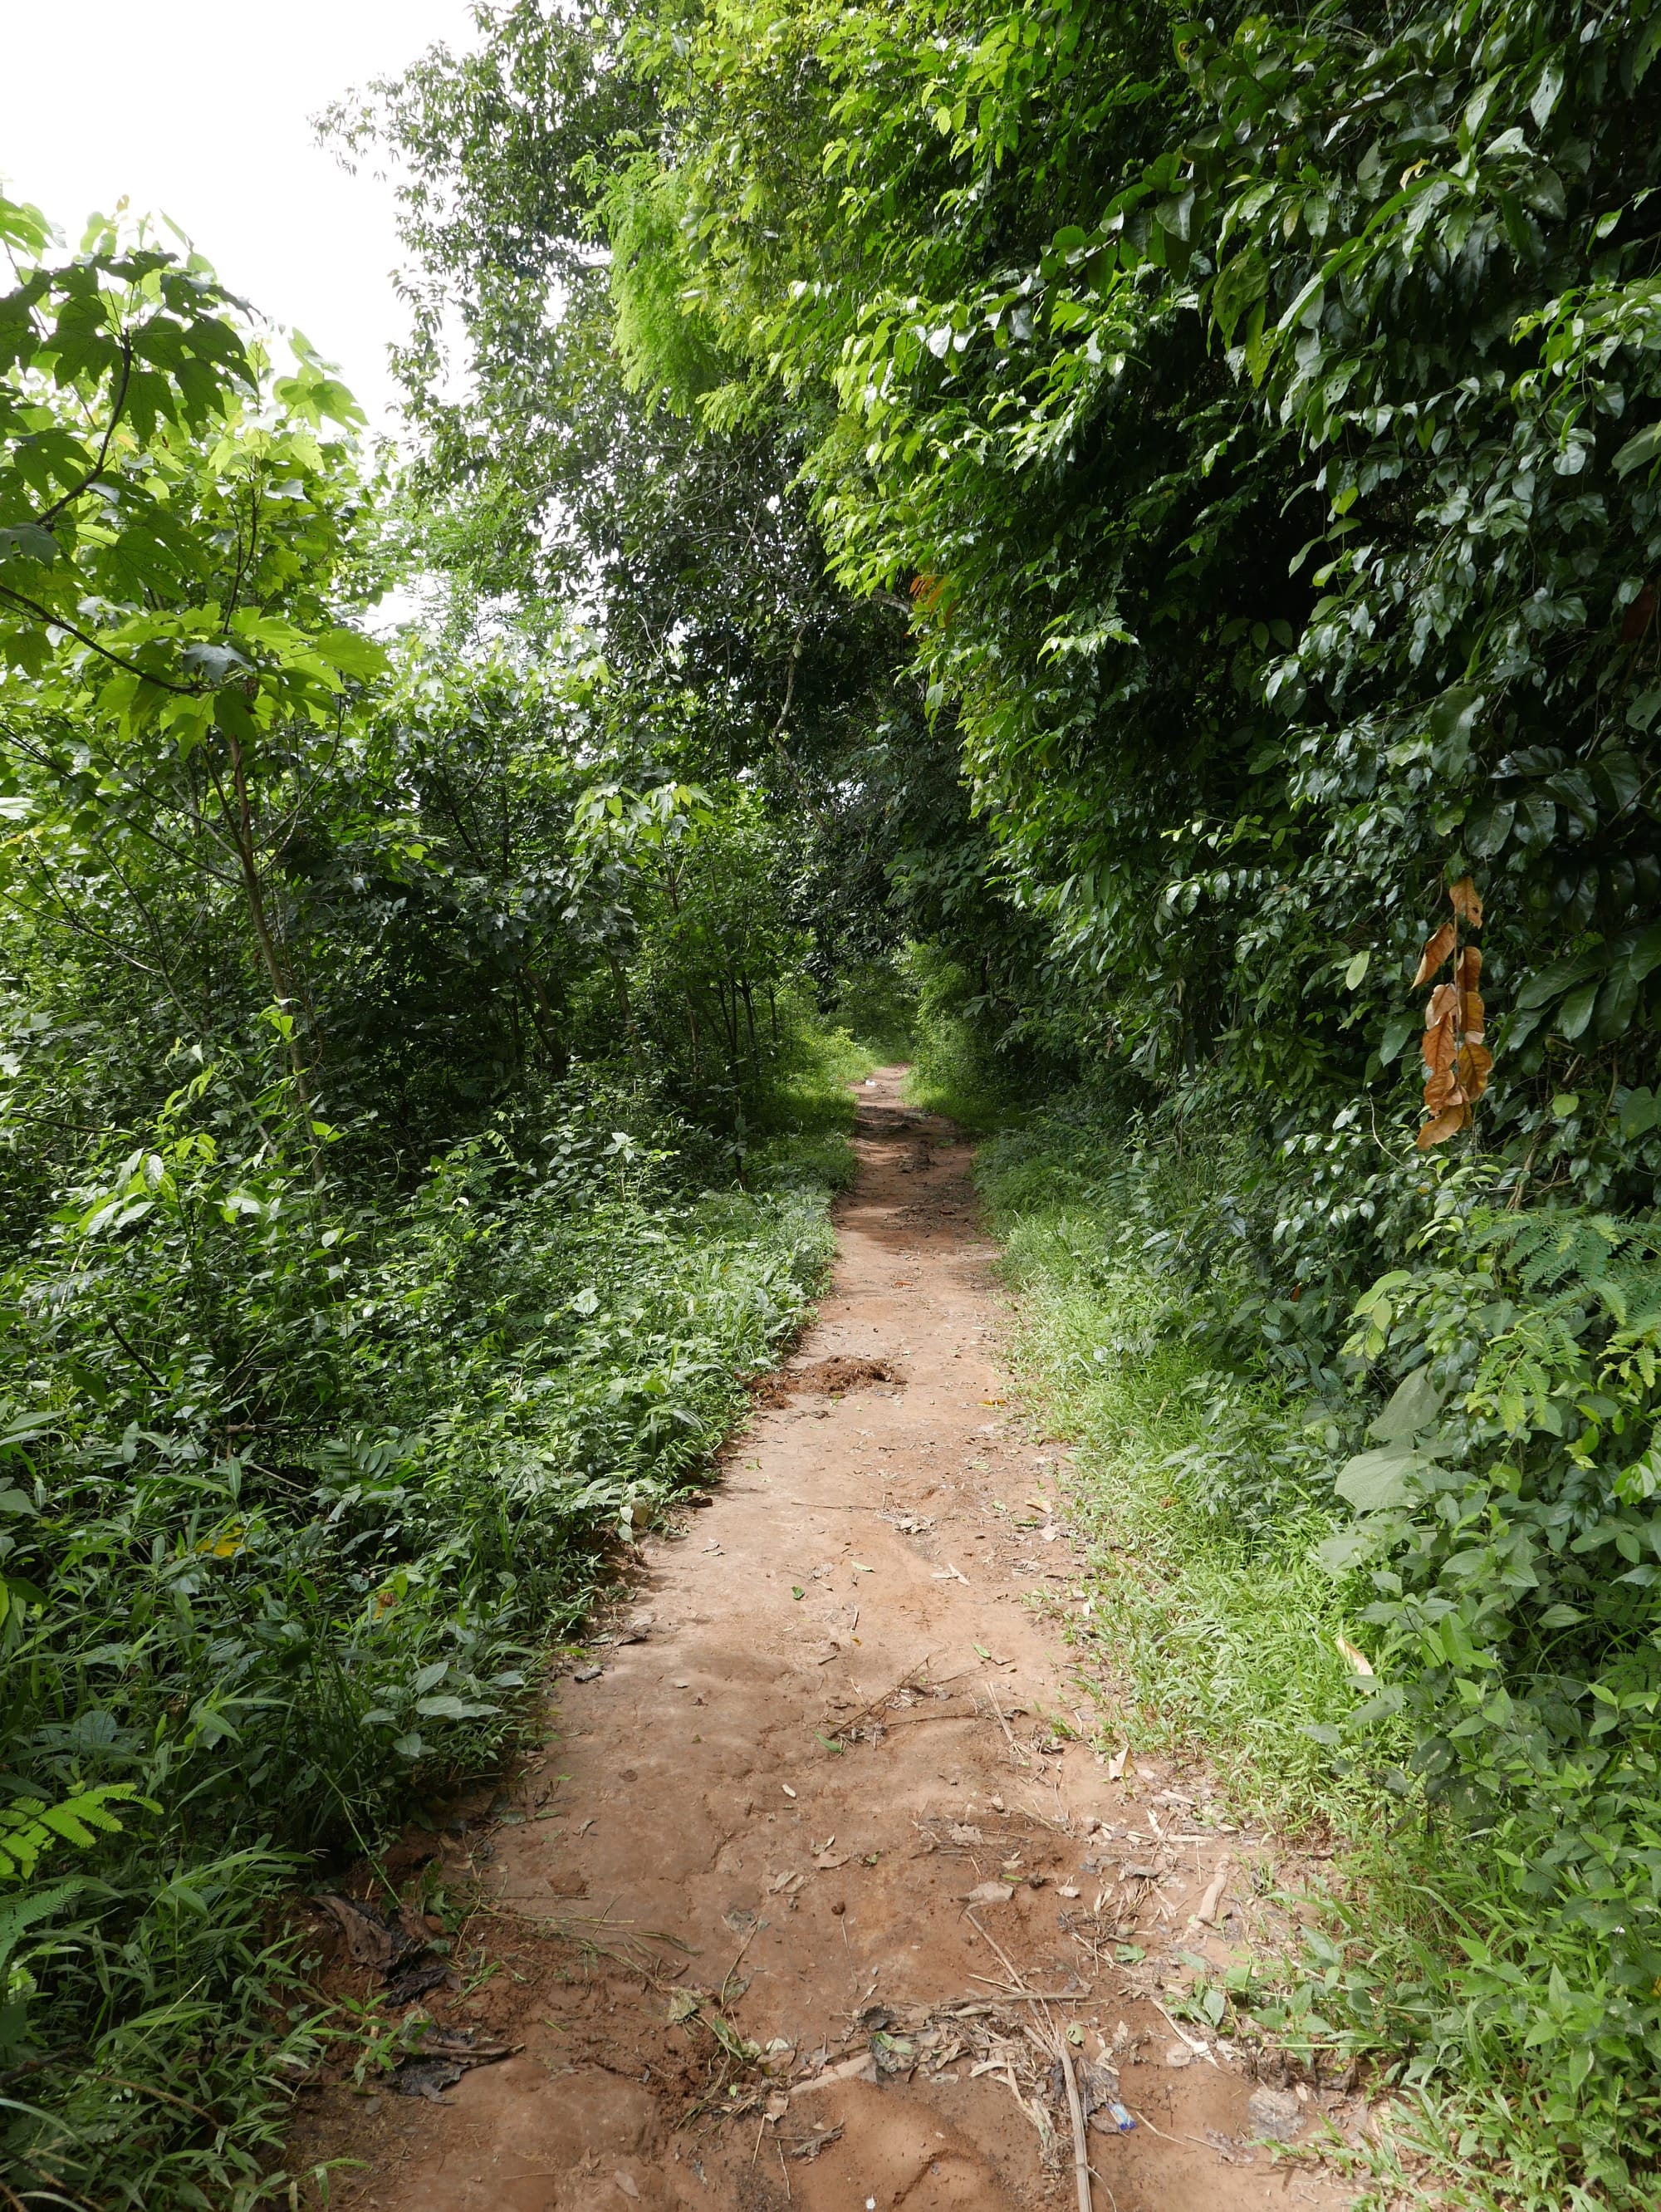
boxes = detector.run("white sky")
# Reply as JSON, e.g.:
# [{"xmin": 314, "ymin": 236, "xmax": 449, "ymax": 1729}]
[{"xmin": 0, "ymin": 2, "xmax": 478, "ymax": 436}]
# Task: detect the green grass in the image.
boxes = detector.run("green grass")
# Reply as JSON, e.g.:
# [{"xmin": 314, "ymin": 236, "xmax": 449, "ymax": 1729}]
[
  {"xmin": 2, "ymin": 1046, "xmax": 850, "ymax": 2210},
  {"xmin": 919, "ymin": 1016, "xmax": 1661, "ymax": 2212},
  {"xmin": 982, "ymin": 1176, "xmax": 1369, "ymax": 1826}
]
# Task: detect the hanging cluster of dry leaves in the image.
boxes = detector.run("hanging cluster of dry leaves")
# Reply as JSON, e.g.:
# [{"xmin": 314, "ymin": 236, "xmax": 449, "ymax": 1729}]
[{"xmin": 1414, "ymin": 876, "xmax": 1492, "ymax": 1150}]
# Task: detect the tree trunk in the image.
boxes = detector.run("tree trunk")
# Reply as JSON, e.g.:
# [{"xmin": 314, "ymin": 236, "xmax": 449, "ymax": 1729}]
[
  {"xmin": 223, "ymin": 729, "xmax": 322, "ymax": 1181},
  {"xmin": 519, "ymin": 969, "xmax": 571, "ymax": 1077},
  {"xmin": 741, "ymin": 978, "xmax": 759, "ymax": 1067}
]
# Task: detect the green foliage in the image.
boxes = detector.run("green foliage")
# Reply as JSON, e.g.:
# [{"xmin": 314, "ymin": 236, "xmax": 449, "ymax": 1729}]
[
  {"xmin": 614, "ymin": 0, "xmax": 1661, "ymax": 1180},
  {"xmin": 977, "ymin": 1091, "xmax": 1661, "ymax": 2204},
  {"xmin": 0, "ymin": 1784, "xmax": 149, "ymax": 1882},
  {"xmin": 972, "ymin": 1096, "xmax": 1374, "ymax": 1816},
  {"xmin": 0, "ymin": 184, "xmax": 856, "ymax": 2210},
  {"xmin": 12, "ymin": 0, "xmax": 1661, "ymax": 2196},
  {"xmin": 0, "ymin": 1050, "xmax": 835, "ymax": 2202}
]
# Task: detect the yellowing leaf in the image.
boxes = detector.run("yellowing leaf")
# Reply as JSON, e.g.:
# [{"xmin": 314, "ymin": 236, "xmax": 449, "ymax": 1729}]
[{"xmin": 1335, "ymin": 1634, "xmax": 1374, "ymax": 1677}]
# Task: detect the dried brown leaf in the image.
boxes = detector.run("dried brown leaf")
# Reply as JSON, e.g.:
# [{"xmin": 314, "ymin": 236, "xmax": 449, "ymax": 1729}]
[
  {"xmin": 1421, "ymin": 1018, "xmax": 1458, "ymax": 1077},
  {"xmin": 1448, "ymin": 876, "xmax": 1484, "ymax": 929},
  {"xmin": 1457, "ymin": 944, "xmax": 1483, "ymax": 993},
  {"xmin": 1458, "ymin": 1040, "xmax": 1494, "ymax": 1101},
  {"xmin": 1416, "ymin": 1104, "xmax": 1472, "ymax": 1150},
  {"xmin": 1413, "ymin": 921, "xmax": 1458, "ymax": 988}
]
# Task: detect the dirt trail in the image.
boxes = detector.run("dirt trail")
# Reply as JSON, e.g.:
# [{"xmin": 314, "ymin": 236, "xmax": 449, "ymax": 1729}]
[{"xmin": 301, "ymin": 1070, "xmax": 1360, "ymax": 2212}]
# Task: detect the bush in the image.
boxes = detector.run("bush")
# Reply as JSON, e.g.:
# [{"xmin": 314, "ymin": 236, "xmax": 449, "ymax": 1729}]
[
  {"xmin": 976, "ymin": 1082, "xmax": 1661, "ymax": 2209},
  {"xmin": 0, "ymin": 1061, "xmax": 836, "ymax": 2207}
]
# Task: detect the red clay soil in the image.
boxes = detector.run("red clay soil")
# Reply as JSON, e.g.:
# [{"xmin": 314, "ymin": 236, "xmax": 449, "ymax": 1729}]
[{"xmin": 291, "ymin": 1067, "xmax": 1365, "ymax": 2212}]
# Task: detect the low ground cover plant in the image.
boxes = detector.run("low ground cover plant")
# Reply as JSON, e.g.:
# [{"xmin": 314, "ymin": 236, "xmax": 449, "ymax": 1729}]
[{"xmin": 956, "ymin": 1055, "xmax": 1661, "ymax": 2210}]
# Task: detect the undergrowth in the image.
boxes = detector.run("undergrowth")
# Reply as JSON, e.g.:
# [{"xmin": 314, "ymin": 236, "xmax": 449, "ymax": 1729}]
[
  {"xmin": 1, "ymin": 1037, "xmax": 860, "ymax": 2210},
  {"xmin": 976, "ymin": 1121, "xmax": 1373, "ymax": 1825},
  {"xmin": 917, "ymin": 1030, "xmax": 1661, "ymax": 2212}
]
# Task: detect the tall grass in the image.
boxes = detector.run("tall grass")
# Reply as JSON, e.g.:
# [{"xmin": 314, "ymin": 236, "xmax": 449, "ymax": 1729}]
[
  {"xmin": 928, "ymin": 1040, "xmax": 1661, "ymax": 2212},
  {"xmin": 2, "ymin": 1056, "xmax": 853, "ymax": 2209},
  {"xmin": 978, "ymin": 1133, "xmax": 1370, "ymax": 1825}
]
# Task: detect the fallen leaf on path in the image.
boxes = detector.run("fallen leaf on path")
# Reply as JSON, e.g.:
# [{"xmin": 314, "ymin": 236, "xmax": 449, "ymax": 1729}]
[
  {"xmin": 391, "ymin": 2027, "xmax": 517, "ymax": 2102},
  {"xmin": 781, "ymin": 1783, "xmax": 797, "ymax": 1798},
  {"xmin": 1205, "ymin": 2128, "xmax": 1257, "ymax": 2165},
  {"xmin": 1247, "ymin": 2087, "xmax": 1306, "ymax": 2141},
  {"xmin": 392, "ymin": 2058, "xmax": 463, "ymax": 2101},
  {"xmin": 1193, "ymin": 1861, "xmax": 1230, "ymax": 1925},
  {"xmin": 787, "ymin": 2122, "xmax": 844, "ymax": 2161},
  {"xmin": 965, "ymin": 1881, "xmax": 1017, "ymax": 1905},
  {"xmin": 314, "ymin": 1892, "xmax": 401, "ymax": 1974},
  {"xmin": 932, "ymin": 1564, "xmax": 969, "ymax": 1583},
  {"xmin": 948, "ymin": 1823, "xmax": 984, "ymax": 1845},
  {"xmin": 572, "ymin": 1664, "xmax": 603, "ymax": 1683},
  {"xmin": 815, "ymin": 1850, "xmax": 850, "ymax": 1871},
  {"xmin": 1105, "ymin": 1746, "xmax": 1129, "ymax": 1781},
  {"xmin": 796, "ymin": 2054, "xmax": 876, "ymax": 2092},
  {"xmin": 615, "ymin": 2176, "xmax": 641, "ymax": 2201},
  {"xmin": 385, "ymin": 1956, "xmax": 452, "ymax": 2006}
]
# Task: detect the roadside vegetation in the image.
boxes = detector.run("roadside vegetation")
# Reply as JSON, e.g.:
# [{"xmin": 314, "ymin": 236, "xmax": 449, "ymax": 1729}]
[
  {"xmin": 0, "ymin": 188, "xmax": 886, "ymax": 2207},
  {"xmin": 7, "ymin": 0, "xmax": 1661, "ymax": 2202},
  {"xmin": 914, "ymin": 989, "xmax": 1661, "ymax": 2212}
]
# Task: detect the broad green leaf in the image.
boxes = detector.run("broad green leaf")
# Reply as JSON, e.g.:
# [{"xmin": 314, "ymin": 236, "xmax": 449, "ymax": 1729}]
[
  {"xmin": 1368, "ymin": 1367, "xmax": 1444, "ymax": 1443},
  {"xmin": 1613, "ymin": 421, "xmax": 1661, "ymax": 478},
  {"xmin": 1335, "ymin": 1446, "xmax": 1421, "ymax": 1513}
]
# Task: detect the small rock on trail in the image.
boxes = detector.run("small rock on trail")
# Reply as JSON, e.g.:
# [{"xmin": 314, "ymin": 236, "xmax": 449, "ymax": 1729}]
[{"xmin": 290, "ymin": 1067, "xmax": 1362, "ymax": 2212}]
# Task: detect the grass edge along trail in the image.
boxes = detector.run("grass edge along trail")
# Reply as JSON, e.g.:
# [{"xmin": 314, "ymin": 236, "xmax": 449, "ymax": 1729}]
[
  {"xmin": 934, "ymin": 1077, "xmax": 1654, "ymax": 2212},
  {"xmin": 4, "ymin": 1025, "xmax": 873, "ymax": 2212}
]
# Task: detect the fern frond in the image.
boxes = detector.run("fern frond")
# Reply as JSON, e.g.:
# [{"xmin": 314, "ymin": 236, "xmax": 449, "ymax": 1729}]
[{"xmin": 0, "ymin": 1784, "xmax": 149, "ymax": 1883}]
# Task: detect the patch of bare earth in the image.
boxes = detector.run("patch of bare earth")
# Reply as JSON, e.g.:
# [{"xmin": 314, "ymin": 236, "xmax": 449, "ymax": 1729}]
[{"xmin": 288, "ymin": 1066, "xmax": 1369, "ymax": 2212}]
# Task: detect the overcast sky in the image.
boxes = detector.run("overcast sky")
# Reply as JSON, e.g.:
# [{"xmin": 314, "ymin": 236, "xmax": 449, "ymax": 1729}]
[{"xmin": 0, "ymin": 2, "xmax": 478, "ymax": 435}]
